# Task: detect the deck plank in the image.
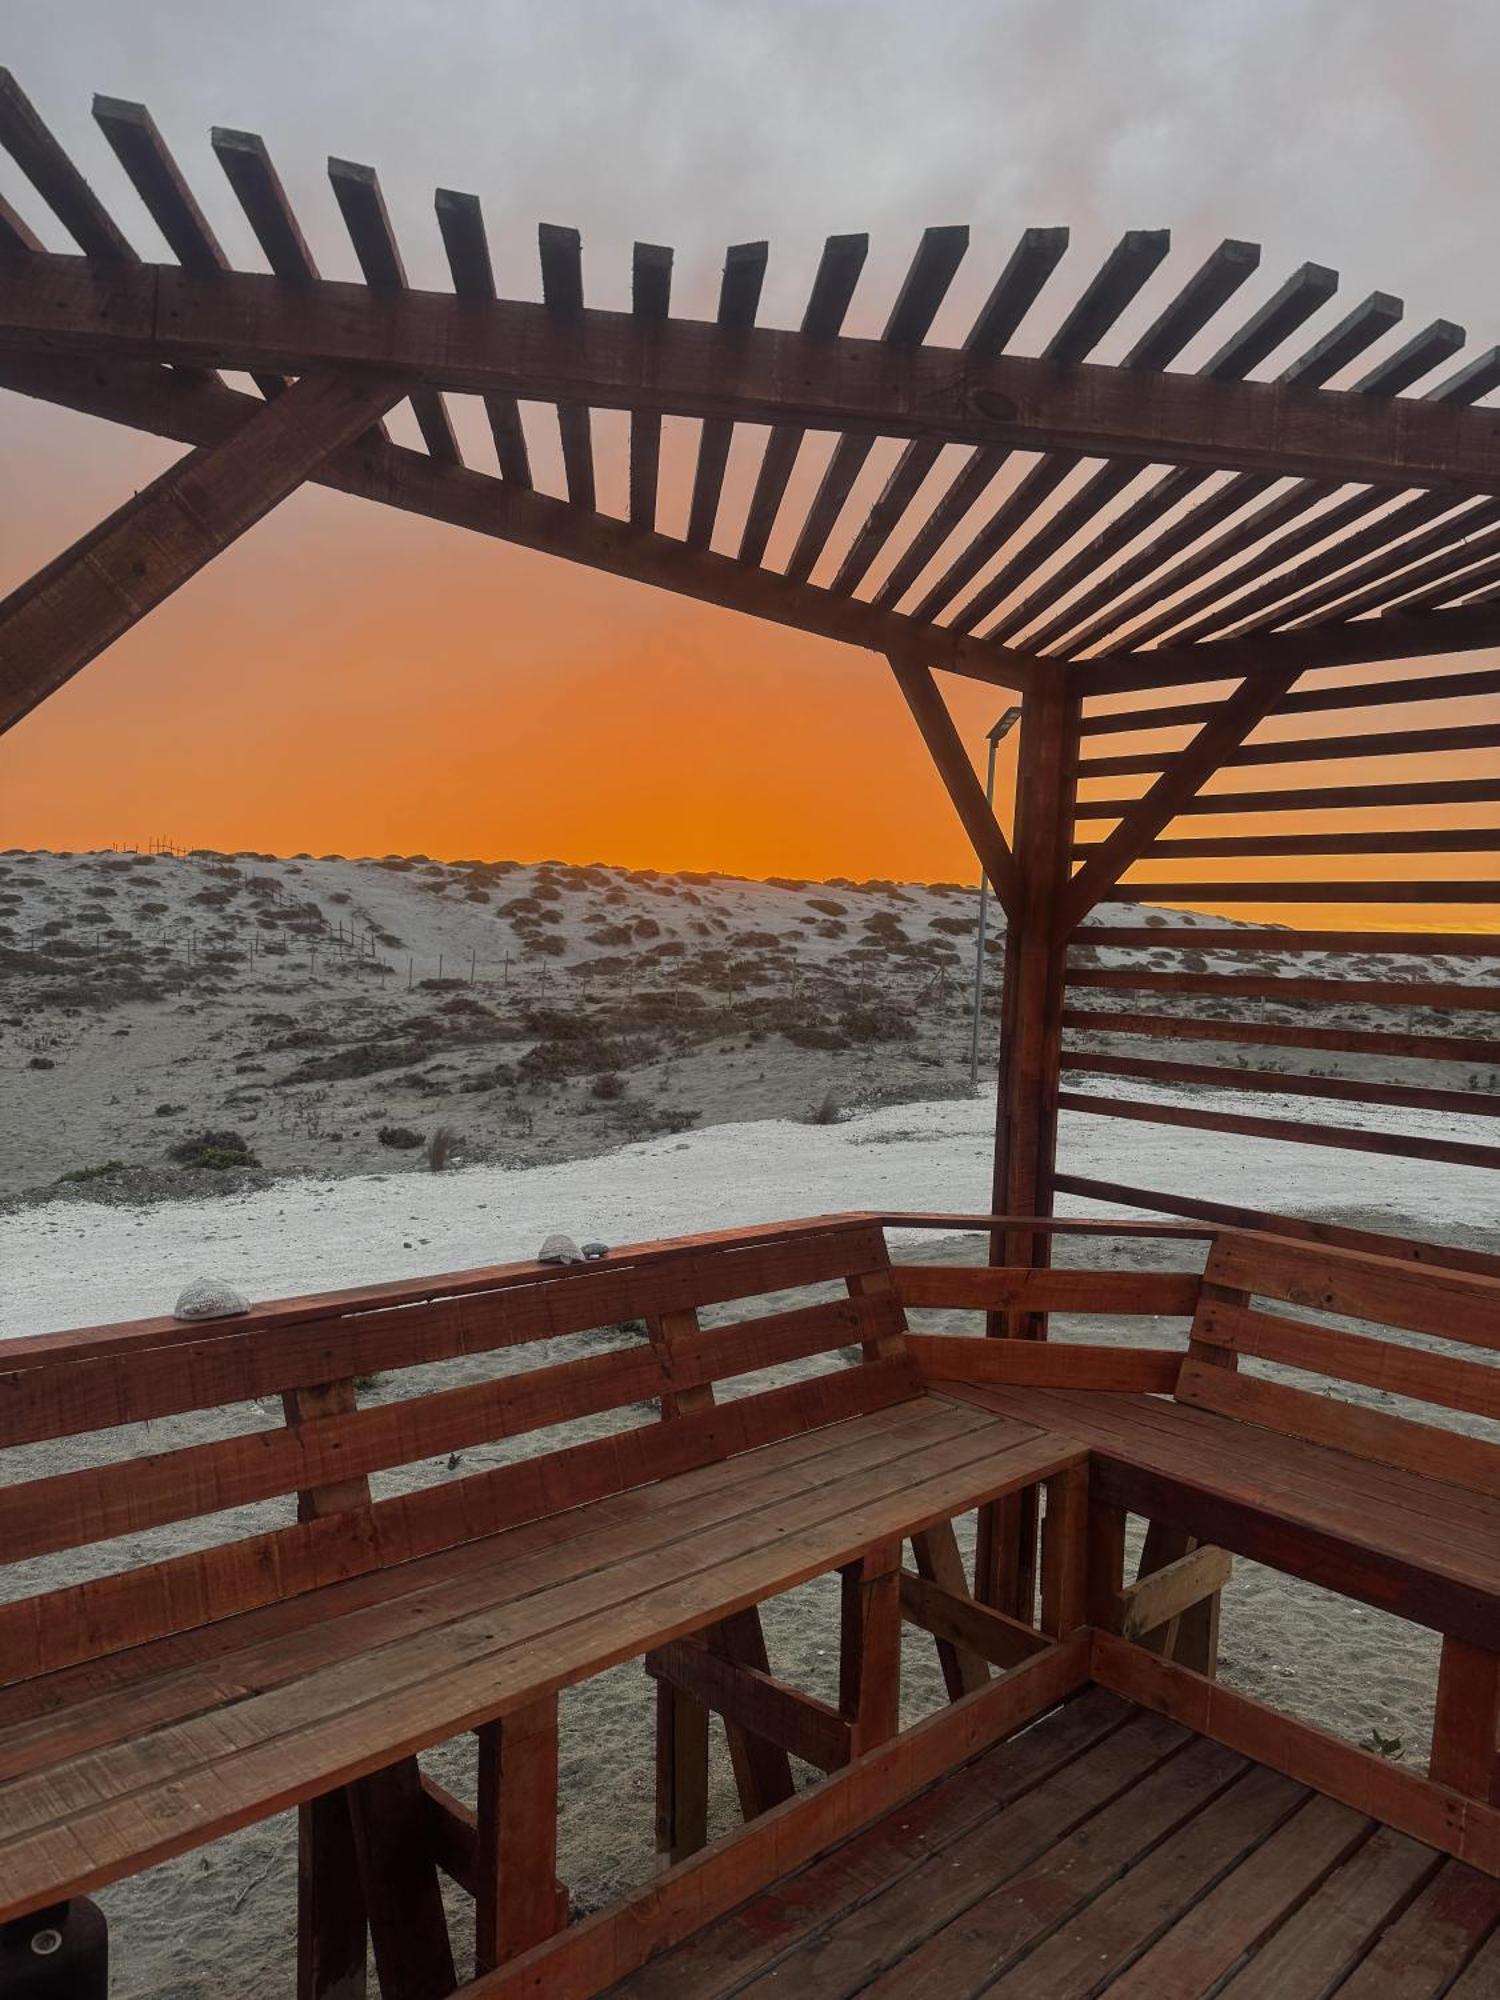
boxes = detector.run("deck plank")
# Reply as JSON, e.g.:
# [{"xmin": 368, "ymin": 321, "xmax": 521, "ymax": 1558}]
[
  {"xmin": 1332, "ymin": 1858, "xmax": 1500, "ymax": 1997},
  {"xmin": 852, "ymin": 1734, "xmax": 1251, "ymax": 1996},
  {"xmin": 1214, "ymin": 1823, "xmax": 1441, "ymax": 1995},
  {"xmin": 1101, "ymin": 1792, "xmax": 1372, "ymax": 1997},
  {"xmin": 982, "ymin": 1763, "xmax": 1306, "ymax": 1995},
  {"xmin": 685, "ymin": 1711, "xmax": 1191, "ymax": 1998},
  {"xmin": 614, "ymin": 1689, "xmax": 1134, "ymax": 1998}
]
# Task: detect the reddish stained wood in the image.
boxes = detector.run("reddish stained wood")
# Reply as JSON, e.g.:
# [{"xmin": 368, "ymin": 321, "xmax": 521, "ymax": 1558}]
[
  {"xmin": 0, "ymin": 1419, "xmax": 1072, "ymax": 1922},
  {"xmin": 897, "ymin": 1568, "xmax": 1046, "ymax": 1670},
  {"xmin": 1214, "ymin": 1824, "xmax": 1441, "ymax": 1997},
  {"xmin": 464, "ymin": 1632, "xmax": 1091, "ymax": 1997},
  {"xmin": 907, "ymin": 1519, "xmax": 991, "ymax": 1697},
  {"xmin": 0, "ymin": 1211, "xmax": 888, "ymax": 1380},
  {"xmin": 1333, "ymin": 1856, "xmax": 1500, "ymax": 1996},
  {"xmin": 1090, "ymin": 1631, "xmax": 1500, "ymax": 1873},
  {"xmin": 911, "ymin": 1334, "xmax": 1183, "ymax": 1394},
  {"xmin": 1064, "ymin": 1051, "xmax": 1500, "ymax": 1121},
  {"xmin": 646, "ymin": 1639, "xmax": 851, "ymax": 1774},
  {"xmin": 1063, "ymin": 668, "xmax": 1302, "ymax": 928},
  {"xmin": 0, "ymin": 368, "xmax": 402, "ymax": 732},
  {"xmin": 476, "ymin": 1697, "xmax": 566, "ymax": 1973},
  {"xmin": 1059, "ymin": 1089, "xmax": 1500, "ymax": 1173},
  {"xmin": 21, "ymin": 254, "xmax": 1500, "ymax": 492},
  {"xmin": 1196, "ymin": 1301, "xmax": 1500, "ymax": 1420},
  {"xmin": 0, "ymin": 349, "xmax": 1034, "ymax": 691},
  {"xmin": 840, "ymin": 1541, "xmax": 904, "ymax": 1756},
  {"xmin": 1039, "ymin": 1460, "xmax": 1088, "ymax": 1638},
  {"xmin": 1092, "ymin": 1793, "xmax": 1372, "ymax": 1999},
  {"xmin": 345, "ymin": 1758, "xmax": 456, "ymax": 1999},
  {"xmin": 1204, "ymin": 1230, "xmax": 1500, "ymax": 1350},
  {"xmin": 887, "ymin": 654, "xmax": 1019, "ymax": 916},
  {"xmin": 1052, "ymin": 1173, "xmax": 1500, "ymax": 1278},
  {"xmin": 1062, "ymin": 1005, "xmax": 1500, "ymax": 1069},
  {"xmin": 894, "ymin": 1263, "xmax": 1199, "ymax": 1314},
  {"xmin": 1431, "ymin": 1639, "xmax": 1500, "ymax": 1805},
  {"xmin": 611, "ymin": 1686, "xmax": 1131, "ymax": 1998},
  {"xmin": 0, "ymin": 1363, "xmax": 920, "ymax": 1688},
  {"xmin": 653, "ymin": 1678, "xmax": 709, "ymax": 1866},
  {"xmin": 0, "ymin": 1292, "xmax": 906, "ymax": 1561}
]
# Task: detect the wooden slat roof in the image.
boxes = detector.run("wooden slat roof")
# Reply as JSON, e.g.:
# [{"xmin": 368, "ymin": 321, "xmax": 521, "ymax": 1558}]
[{"xmin": 4, "ymin": 67, "xmax": 1500, "ymax": 699}]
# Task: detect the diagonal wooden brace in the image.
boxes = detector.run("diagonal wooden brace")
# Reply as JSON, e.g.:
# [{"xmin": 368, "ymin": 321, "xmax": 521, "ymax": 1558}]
[{"xmin": 0, "ymin": 366, "xmax": 403, "ymax": 732}]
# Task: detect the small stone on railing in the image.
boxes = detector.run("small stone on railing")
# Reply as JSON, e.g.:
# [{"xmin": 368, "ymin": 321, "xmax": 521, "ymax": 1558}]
[{"xmin": 172, "ymin": 1277, "xmax": 250, "ymax": 1321}]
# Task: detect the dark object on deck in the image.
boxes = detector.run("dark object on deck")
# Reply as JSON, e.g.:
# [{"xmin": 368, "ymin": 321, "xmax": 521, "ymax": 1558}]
[{"xmin": 0, "ymin": 1901, "xmax": 107, "ymax": 1999}]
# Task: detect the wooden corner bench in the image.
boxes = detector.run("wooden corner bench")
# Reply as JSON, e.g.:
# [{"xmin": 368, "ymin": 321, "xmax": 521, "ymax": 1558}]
[
  {"xmin": 0, "ymin": 1213, "xmax": 1083, "ymax": 1997},
  {"xmin": 6, "ymin": 1210, "xmax": 1500, "ymax": 1998},
  {"xmin": 930, "ymin": 1224, "xmax": 1500, "ymax": 1806}
]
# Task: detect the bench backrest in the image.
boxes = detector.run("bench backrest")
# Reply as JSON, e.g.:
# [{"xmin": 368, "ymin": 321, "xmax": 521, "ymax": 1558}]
[
  {"xmin": 0, "ymin": 1214, "xmax": 915, "ymax": 1689},
  {"xmin": 1176, "ymin": 1229, "xmax": 1500, "ymax": 1495}
]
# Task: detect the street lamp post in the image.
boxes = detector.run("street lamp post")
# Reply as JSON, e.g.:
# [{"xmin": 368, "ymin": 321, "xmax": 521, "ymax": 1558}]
[{"xmin": 968, "ymin": 706, "xmax": 1022, "ymax": 1094}]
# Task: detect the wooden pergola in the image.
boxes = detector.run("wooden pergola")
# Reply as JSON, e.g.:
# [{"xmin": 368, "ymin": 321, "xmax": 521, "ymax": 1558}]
[
  {"xmin": 2, "ymin": 68, "xmax": 1497, "ymax": 1335},
  {"xmin": 5, "ymin": 71, "xmax": 1500, "ymax": 1997}
]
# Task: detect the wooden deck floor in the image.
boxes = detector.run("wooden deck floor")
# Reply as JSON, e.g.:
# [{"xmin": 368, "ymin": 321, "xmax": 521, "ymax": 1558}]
[{"xmin": 611, "ymin": 1688, "xmax": 1500, "ymax": 1998}]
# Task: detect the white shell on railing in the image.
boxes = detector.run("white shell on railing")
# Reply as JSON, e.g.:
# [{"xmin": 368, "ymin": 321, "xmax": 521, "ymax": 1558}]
[{"xmin": 172, "ymin": 1277, "xmax": 250, "ymax": 1320}]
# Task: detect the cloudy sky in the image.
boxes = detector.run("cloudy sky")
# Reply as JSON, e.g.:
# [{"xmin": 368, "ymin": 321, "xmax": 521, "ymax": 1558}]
[{"xmin": 2, "ymin": 1, "xmax": 1497, "ymax": 877}]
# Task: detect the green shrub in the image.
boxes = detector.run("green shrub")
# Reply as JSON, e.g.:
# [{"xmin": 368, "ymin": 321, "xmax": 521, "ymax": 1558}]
[{"xmin": 168, "ymin": 1129, "xmax": 259, "ymax": 1170}]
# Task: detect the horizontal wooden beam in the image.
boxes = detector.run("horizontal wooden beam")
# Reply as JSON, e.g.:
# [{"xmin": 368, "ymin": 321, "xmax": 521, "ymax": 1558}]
[
  {"xmin": 1058, "ymin": 1089, "xmax": 1500, "ymax": 1172},
  {"xmin": 1070, "ymin": 599, "xmax": 1500, "ymax": 693},
  {"xmin": 646, "ymin": 1638, "xmax": 852, "ymax": 1774},
  {"xmin": 897, "ymin": 1568, "xmax": 1049, "ymax": 1668},
  {"xmin": 895, "ymin": 1265, "xmax": 1199, "ymax": 1315},
  {"xmin": 0, "ymin": 352, "xmax": 1033, "ymax": 693},
  {"xmin": 1067, "ymin": 965, "xmax": 1499, "ymax": 1008},
  {"xmin": 1063, "ymin": 1006, "xmax": 1500, "ymax": 1068},
  {"xmin": 1101, "ymin": 880, "xmax": 1500, "ymax": 903},
  {"xmin": 911, "ymin": 1334, "xmax": 1184, "ymax": 1393},
  {"xmin": 1077, "ymin": 664, "xmax": 1500, "ymax": 734},
  {"xmin": 1091, "ymin": 1630, "xmax": 1500, "ymax": 1872},
  {"xmin": 1051, "ymin": 1173, "xmax": 1500, "ymax": 1278},
  {"xmin": 1073, "ymin": 926, "xmax": 1499, "ymax": 955},
  {"xmin": 0, "ymin": 368, "xmax": 402, "ymax": 731},
  {"xmin": 1116, "ymin": 1547, "xmax": 1233, "ymax": 1641},
  {"xmin": 10, "ymin": 255, "xmax": 1500, "ymax": 494}
]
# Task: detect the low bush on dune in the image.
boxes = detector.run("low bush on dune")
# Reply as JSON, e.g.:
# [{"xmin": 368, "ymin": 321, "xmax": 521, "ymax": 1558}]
[
  {"xmin": 167, "ymin": 1130, "xmax": 260, "ymax": 1171},
  {"xmin": 379, "ymin": 1125, "xmax": 424, "ymax": 1150}
]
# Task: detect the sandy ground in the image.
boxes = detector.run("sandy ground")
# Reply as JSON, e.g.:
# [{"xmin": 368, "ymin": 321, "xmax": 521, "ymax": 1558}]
[{"xmin": 5, "ymin": 848, "xmax": 1491, "ymax": 1206}]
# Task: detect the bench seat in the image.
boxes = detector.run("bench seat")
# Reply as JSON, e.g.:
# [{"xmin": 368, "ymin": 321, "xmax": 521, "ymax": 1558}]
[
  {"xmin": 943, "ymin": 1381, "xmax": 1500, "ymax": 1651},
  {"xmin": 0, "ymin": 1391, "xmax": 1075, "ymax": 1923}
]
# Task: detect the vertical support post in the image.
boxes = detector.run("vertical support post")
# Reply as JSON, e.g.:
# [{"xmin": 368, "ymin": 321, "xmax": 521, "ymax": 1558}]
[
  {"xmin": 1431, "ymin": 1638, "xmax": 1500, "ymax": 1803},
  {"xmin": 976, "ymin": 679, "xmax": 1081, "ymax": 1616},
  {"xmin": 282, "ymin": 1380, "xmax": 455, "ymax": 2000},
  {"xmin": 642, "ymin": 1314, "xmax": 793, "ymax": 1818},
  {"xmin": 475, "ymin": 1697, "xmax": 568, "ymax": 1972},
  {"xmin": 1039, "ymin": 1462, "xmax": 1088, "ymax": 1638},
  {"xmin": 1086, "ymin": 1489, "xmax": 1128, "ymax": 1632},
  {"xmin": 840, "ymin": 1540, "xmax": 903, "ymax": 1755},
  {"xmin": 655, "ymin": 1678, "xmax": 711, "ymax": 1865}
]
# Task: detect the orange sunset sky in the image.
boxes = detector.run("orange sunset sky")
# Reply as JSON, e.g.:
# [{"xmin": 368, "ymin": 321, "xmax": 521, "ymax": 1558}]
[{"xmin": 2, "ymin": 3, "xmax": 1497, "ymax": 931}]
